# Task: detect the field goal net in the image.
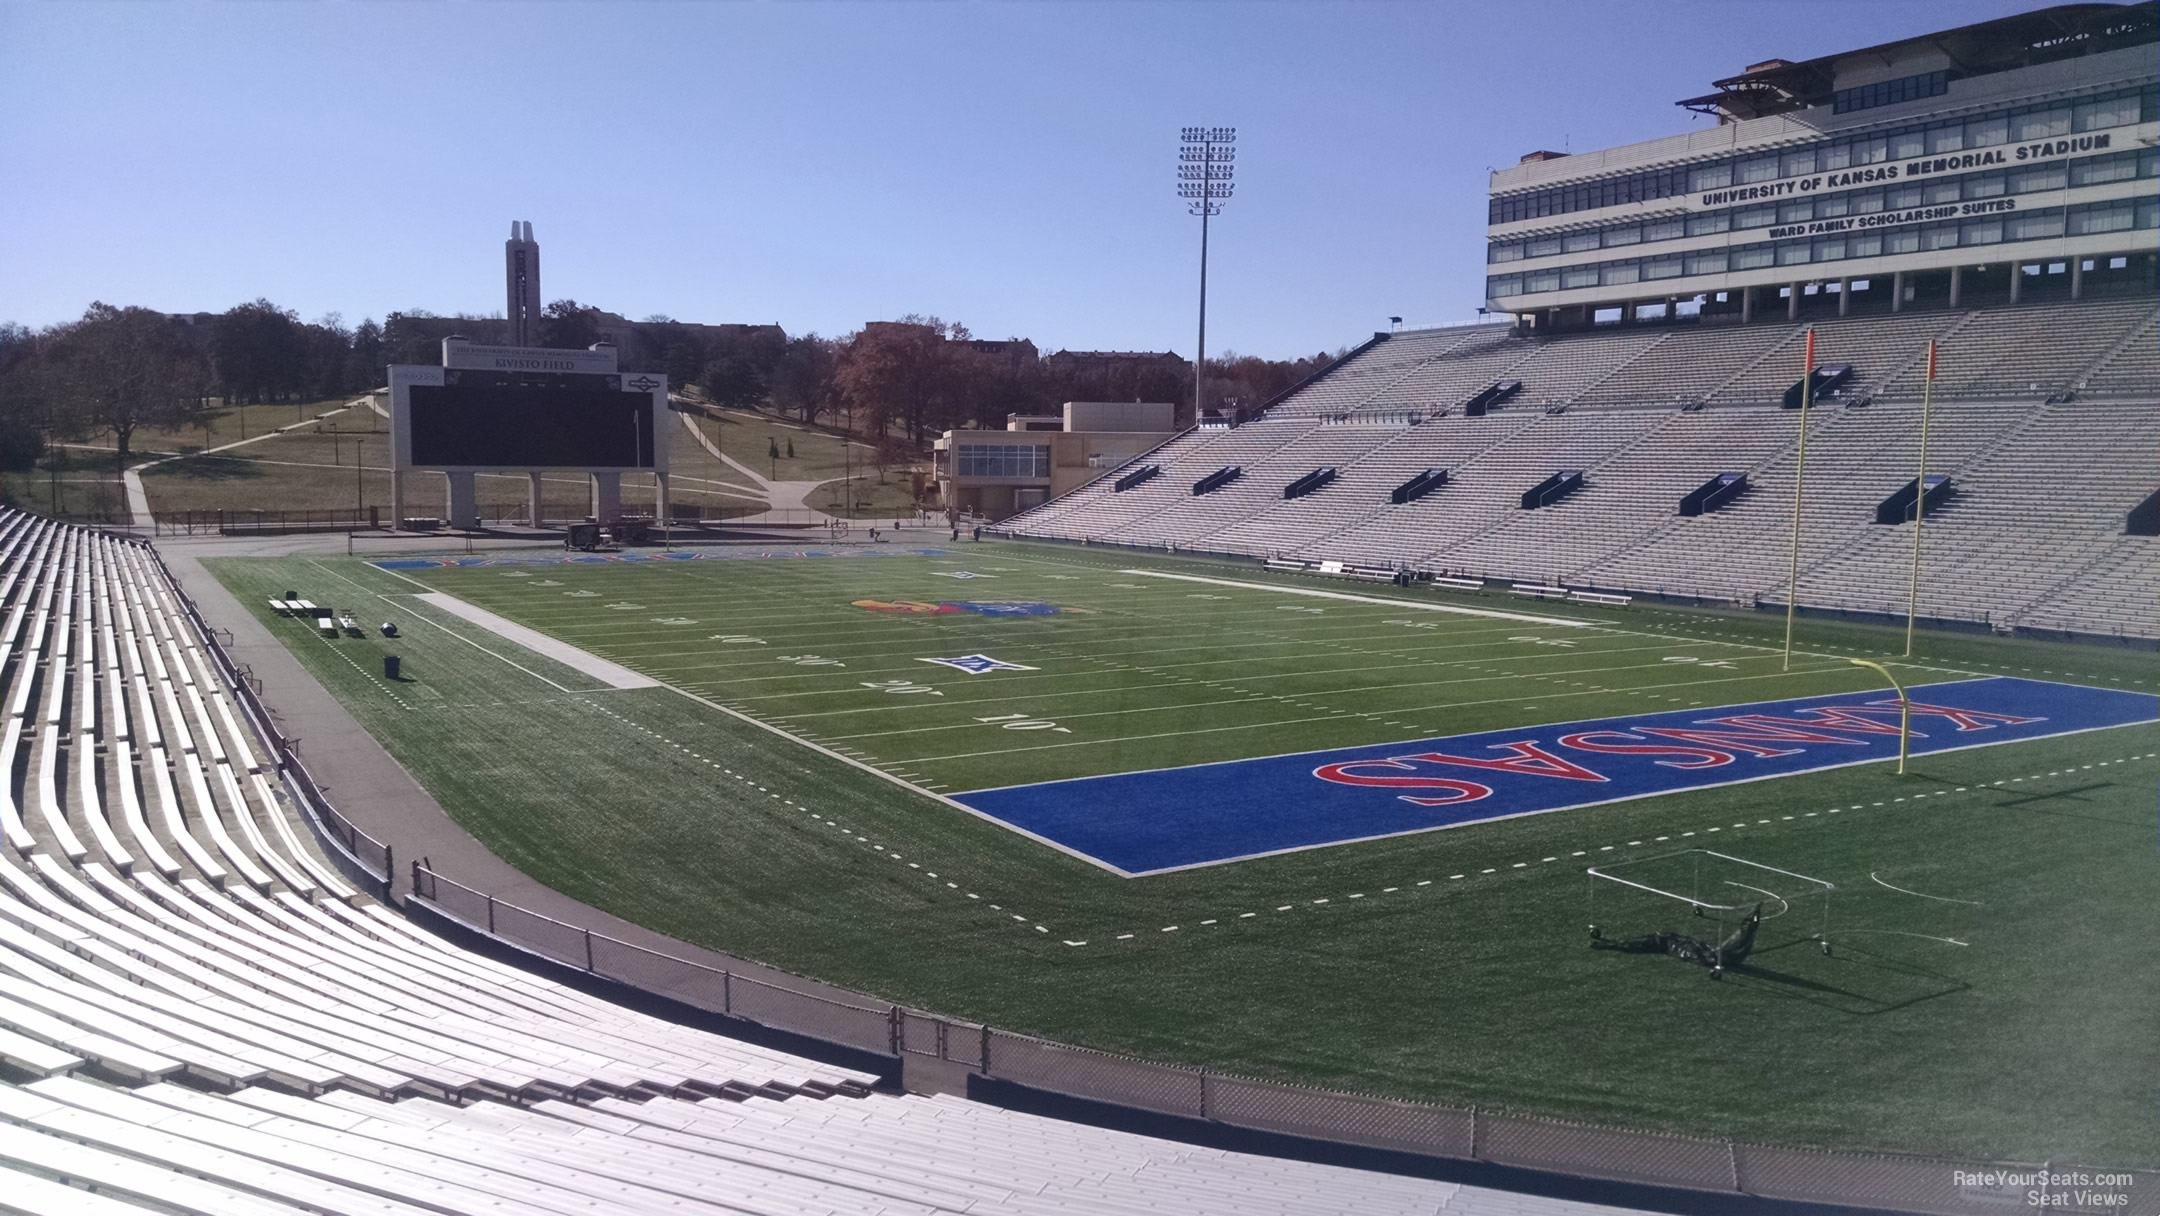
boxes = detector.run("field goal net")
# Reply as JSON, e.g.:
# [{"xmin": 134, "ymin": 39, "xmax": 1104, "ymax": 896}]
[{"xmin": 1586, "ymin": 849, "xmax": 1834, "ymax": 977}]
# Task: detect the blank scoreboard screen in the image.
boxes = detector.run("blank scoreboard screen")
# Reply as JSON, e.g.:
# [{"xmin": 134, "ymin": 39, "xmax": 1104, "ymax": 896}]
[{"xmin": 408, "ymin": 383, "xmax": 656, "ymax": 468}]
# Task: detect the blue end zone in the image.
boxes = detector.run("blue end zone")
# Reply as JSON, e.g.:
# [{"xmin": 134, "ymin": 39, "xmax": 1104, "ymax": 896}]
[{"xmin": 953, "ymin": 677, "xmax": 2156, "ymax": 876}]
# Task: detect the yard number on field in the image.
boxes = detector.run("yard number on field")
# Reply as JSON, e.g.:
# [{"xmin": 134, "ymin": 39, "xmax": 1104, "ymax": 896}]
[
  {"xmin": 1663, "ymin": 655, "xmax": 1735, "ymax": 669},
  {"xmin": 977, "ymin": 712, "xmax": 1069, "ymax": 733},
  {"xmin": 1510, "ymin": 635, "xmax": 1577, "ymax": 647},
  {"xmin": 862, "ymin": 679, "xmax": 942, "ymax": 696},
  {"xmin": 709, "ymin": 634, "xmax": 766, "ymax": 644},
  {"xmin": 778, "ymin": 654, "xmax": 846, "ymax": 667}
]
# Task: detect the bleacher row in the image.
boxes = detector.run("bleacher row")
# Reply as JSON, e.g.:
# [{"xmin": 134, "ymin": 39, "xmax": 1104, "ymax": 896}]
[
  {"xmin": 1005, "ymin": 297, "xmax": 2160, "ymax": 639},
  {"xmin": 0, "ymin": 506, "xmax": 1565, "ymax": 1214},
  {"xmin": 1263, "ymin": 297, "xmax": 2159, "ymax": 417}
]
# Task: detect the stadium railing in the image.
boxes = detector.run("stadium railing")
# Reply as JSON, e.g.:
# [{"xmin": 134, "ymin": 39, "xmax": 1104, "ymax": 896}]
[
  {"xmin": 400, "ymin": 858, "xmax": 2156, "ymax": 1214},
  {"xmin": 143, "ymin": 541, "xmax": 395, "ymax": 897}
]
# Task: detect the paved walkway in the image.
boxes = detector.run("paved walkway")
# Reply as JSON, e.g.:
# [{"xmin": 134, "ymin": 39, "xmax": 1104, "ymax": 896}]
[
  {"xmin": 675, "ymin": 409, "xmax": 834, "ymax": 524},
  {"xmin": 125, "ymin": 398, "xmax": 370, "ymax": 528},
  {"xmin": 156, "ymin": 532, "xmax": 898, "ymax": 1016}
]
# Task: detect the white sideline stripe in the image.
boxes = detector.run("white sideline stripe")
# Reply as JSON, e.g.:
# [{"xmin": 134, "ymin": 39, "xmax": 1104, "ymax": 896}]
[
  {"xmin": 660, "ymin": 681, "xmax": 1136, "ymax": 876},
  {"xmin": 411, "ymin": 592, "xmax": 658, "ymax": 690},
  {"xmin": 1117, "ymin": 569, "xmax": 1591, "ymax": 627}
]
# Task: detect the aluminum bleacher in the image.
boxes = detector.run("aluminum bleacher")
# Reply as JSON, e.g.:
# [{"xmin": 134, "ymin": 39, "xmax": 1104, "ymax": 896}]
[
  {"xmin": 998, "ymin": 296, "xmax": 2160, "ymax": 638},
  {"xmin": 1874, "ymin": 296, "xmax": 2155, "ymax": 399},
  {"xmin": 1580, "ymin": 398, "xmax": 2037, "ymax": 603},
  {"xmin": 1293, "ymin": 410, "xmax": 1664, "ymax": 570},
  {"xmin": 9, "ymin": 506, "xmax": 1678, "ymax": 1214},
  {"xmin": 1786, "ymin": 398, "xmax": 2160, "ymax": 624},
  {"xmin": 1103, "ymin": 422, "xmax": 1399, "ymax": 549}
]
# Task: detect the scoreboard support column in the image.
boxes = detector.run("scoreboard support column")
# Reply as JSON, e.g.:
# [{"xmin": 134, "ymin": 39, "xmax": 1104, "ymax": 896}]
[
  {"xmin": 655, "ymin": 472, "xmax": 671, "ymax": 531},
  {"xmin": 528, "ymin": 473, "xmax": 546, "ymax": 527},
  {"xmin": 446, "ymin": 472, "xmax": 479, "ymax": 531},
  {"xmin": 592, "ymin": 472, "xmax": 622, "ymax": 526}
]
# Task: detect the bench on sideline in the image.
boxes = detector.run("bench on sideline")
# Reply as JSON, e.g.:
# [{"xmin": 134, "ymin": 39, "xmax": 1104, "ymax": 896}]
[
  {"xmin": 1508, "ymin": 583, "xmax": 1632, "ymax": 607},
  {"xmin": 1268, "ymin": 558, "xmax": 1404, "ymax": 583}
]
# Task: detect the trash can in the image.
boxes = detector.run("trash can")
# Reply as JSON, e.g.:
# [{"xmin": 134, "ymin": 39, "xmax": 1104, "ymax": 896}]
[{"xmin": 384, "ymin": 655, "xmax": 401, "ymax": 681}]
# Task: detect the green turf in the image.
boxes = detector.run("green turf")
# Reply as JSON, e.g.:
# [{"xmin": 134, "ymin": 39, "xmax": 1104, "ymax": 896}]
[{"xmin": 206, "ymin": 542, "xmax": 2160, "ymax": 1166}]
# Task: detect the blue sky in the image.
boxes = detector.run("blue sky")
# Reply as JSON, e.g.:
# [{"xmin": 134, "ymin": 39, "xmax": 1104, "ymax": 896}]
[{"xmin": 1, "ymin": 1, "xmax": 2042, "ymax": 358}]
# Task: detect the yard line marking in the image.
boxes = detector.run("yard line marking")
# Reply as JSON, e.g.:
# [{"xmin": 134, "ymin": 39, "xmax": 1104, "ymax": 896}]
[
  {"xmin": 935, "ymin": 664, "xmax": 1855, "ymax": 776},
  {"xmin": 1116, "ymin": 569, "xmax": 1590, "ymax": 627},
  {"xmin": 306, "ymin": 560, "xmax": 607, "ymax": 694},
  {"xmin": 1870, "ymin": 871, "xmax": 1984, "ymax": 905},
  {"xmin": 1078, "ymin": 757, "xmax": 2153, "ymax": 947}
]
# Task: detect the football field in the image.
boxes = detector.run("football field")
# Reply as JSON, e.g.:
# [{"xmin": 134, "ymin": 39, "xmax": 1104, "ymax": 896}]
[
  {"xmin": 208, "ymin": 540, "xmax": 2160, "ymax": 1165},
  {"xmin": 367, "ymin": 542, "xmax": 2149, "ymax": 875}
]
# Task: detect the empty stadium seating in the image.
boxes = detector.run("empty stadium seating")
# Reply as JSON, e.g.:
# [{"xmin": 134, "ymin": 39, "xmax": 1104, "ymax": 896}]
[
  {"xmin": 0, "ymin": 505, "xmax": 1537, "ymax": 1214},
  {"xmin": 1003, "ymin": 296, "xmax": 2160, "ymax": 638},
  {"xmin": 1782, "ymin": 398, "xmax": 2160, "ymax": 624}
]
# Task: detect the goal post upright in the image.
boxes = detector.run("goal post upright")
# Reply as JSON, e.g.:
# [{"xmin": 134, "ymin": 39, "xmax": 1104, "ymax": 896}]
[{"xmin": 1782, "ymin": 326, "xmax": 1815, "ymax": 672}]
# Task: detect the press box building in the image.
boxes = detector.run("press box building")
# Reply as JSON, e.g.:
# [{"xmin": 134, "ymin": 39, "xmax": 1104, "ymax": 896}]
[{"xmin": 1484, "ymin": 3, "xmax": 2158, "ymax": 327}]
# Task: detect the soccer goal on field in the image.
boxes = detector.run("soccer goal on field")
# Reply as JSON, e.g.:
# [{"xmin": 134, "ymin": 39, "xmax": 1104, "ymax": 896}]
[{"xmin": 1586, "ymin": 849, "xmax": 1835, "ymax": 978}]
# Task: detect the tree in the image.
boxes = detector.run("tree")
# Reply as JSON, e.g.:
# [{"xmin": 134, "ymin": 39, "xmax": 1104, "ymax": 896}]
[
  {"xmin": 47, "ymin": 303, "xmax": 212, "ymax": 466},
  {"xmin": 212, "ymin": 298, "xmax": 305, "ymax": 404},
  {"xmin": 873, "ymin": 435, "xmax": 909, "ymax": 483},
  {"xmin": 349, "ymin": 318, "xmax": 384, "ymax": 388},
  {"xmin": 540, "ymin": 299, "xmax": 602, "ymax": 350},
  {"xmin": 767, "ymin": 334, "xmax": 839, "ymax": 426},
  {"xmin": 0, "ymin": 322, "xmax": 50, "ymax": 472},
  {"xmin": 700, "ymin": 355, "xmax": 767, "ymax": 410},
  {"xmin": 834, "ymin": 317, "xmax": 958, "ymax": 444},
  {"xmin": 300, "ymin": 312, "xmax": 356, "ymax": 399},
  {"xmin": 642, "ymin": 320, "xmax": 708, "ymax": 388}
]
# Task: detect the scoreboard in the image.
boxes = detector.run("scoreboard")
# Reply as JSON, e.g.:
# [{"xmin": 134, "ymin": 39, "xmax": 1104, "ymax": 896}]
[
  {"xmin": 407, "ymin": 376, "xmax": 657, "ymax": 469},
  {"xmin": 388, "ymin": 342, "xmax": 669, "ymax": 474}
]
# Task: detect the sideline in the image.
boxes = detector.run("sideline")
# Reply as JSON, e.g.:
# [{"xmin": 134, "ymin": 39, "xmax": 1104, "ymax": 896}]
[
  {"xmin": 410, "ymin": 591, "xmax": 659, "ymax": 690},
  {"xmin": 1119, "ymin": 568, "xmax": 1591, "ymax": 627}
]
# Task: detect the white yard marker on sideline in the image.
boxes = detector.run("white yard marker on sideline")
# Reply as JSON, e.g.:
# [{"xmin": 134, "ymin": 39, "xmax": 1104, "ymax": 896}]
[{"xmin": 1115, "ymin": 569, "xmax": 1592, "ymax": 627}]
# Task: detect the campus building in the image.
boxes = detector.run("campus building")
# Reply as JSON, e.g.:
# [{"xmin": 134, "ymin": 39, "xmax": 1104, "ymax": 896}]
[
  {"xmin": 1484, "ymin": 3, "xmax": 2159, "ymax": 326},
  {"xmin": 934, "ymin": 401, "xmax": 1179, "ymax": 520}
]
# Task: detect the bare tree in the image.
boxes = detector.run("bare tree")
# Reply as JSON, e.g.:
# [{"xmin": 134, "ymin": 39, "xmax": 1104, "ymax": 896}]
[{"xmin": 49, "ymin": 303, "xmax": 213, "ymax": 467}]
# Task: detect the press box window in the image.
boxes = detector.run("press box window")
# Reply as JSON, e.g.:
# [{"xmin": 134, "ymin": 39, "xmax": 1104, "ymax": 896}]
[{"xmin": 955, "ymin": 444, "xmax": 1050, "ymax": 478}]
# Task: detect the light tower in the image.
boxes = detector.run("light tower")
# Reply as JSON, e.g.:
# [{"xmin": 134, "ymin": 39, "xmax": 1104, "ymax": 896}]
[
  {"xmin": 505, "ymin": 220, "xmax": 541, "ymax": 347},
  {"xmin": 1178, "ymin": 127, "xmax": 1235, "ymax": 422}
]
